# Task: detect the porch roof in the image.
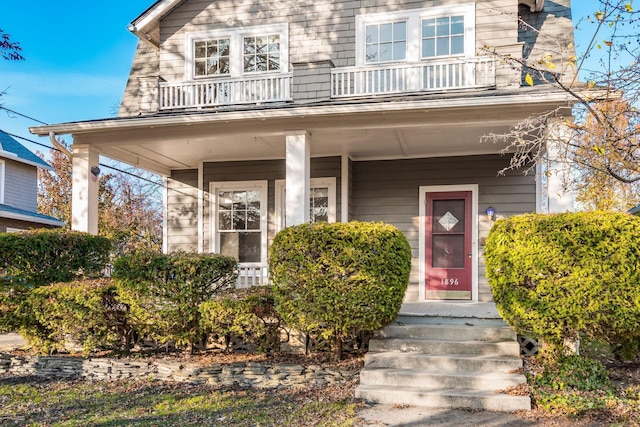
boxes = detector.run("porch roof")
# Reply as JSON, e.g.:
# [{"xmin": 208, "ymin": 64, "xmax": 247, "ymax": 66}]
[{"xmin": 29, "ymin": 88, "xmax": 574, "ymax": 176}]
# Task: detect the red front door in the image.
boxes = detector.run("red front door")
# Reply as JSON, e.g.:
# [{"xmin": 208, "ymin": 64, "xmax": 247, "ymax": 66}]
[{"xmin": 425, "ymin": 191, "xmax": 472, "ymax": 300}]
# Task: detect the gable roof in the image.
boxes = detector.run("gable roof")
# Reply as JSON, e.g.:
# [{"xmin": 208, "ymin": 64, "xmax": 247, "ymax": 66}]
[
  {"xmin": 0, "ymin": 130, "xmax": 51, "ymax": 170},
  {"xmin": 129, "ymin": 0, "xmax": 186, "ymax": 47},
  {"xmin": 0, "ymin": 204, "xmax": 65, "ymax": 227}
]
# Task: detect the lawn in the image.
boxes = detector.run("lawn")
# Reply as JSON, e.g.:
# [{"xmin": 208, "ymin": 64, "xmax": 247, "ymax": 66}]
[{"xmin": 0, "ymin": 376, "xmax": 359, "ymax": 427}]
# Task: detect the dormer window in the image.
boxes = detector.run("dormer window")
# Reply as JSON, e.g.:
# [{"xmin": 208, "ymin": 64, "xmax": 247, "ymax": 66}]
[
  {"xmin": 186, "ymin": 24, "xmax": 288, "ymax": 80},
  {"xmin": 356, "ymin": 4, "xmax": 475, "ymax": 66}
]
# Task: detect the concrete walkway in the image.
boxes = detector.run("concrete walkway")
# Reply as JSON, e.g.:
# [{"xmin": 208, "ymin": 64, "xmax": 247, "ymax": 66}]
[{"xmin": 399, "ymin": 301, "xmax": 502, "ymax": 319}]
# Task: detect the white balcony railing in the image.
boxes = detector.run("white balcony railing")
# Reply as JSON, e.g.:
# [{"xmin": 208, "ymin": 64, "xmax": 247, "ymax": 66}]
[
  {"xmin": 236, "ymin": 264, "xmax": 269, "ymax": 289},
  {"xmin": 159, "ymin": 73, "xmax": 292, "ymax": 110},
  {"xmin": 331, "ymin": 57, "xmax": 495, "ymax": 98}
]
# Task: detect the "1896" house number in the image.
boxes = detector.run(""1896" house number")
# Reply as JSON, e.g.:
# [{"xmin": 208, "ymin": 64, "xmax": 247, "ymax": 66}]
[{"xmin": 441, "ymin": 278, "xmax": 460, "ymax": 286}]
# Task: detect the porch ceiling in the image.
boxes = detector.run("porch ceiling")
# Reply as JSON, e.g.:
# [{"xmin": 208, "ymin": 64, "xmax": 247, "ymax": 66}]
[{"xmin": 30, "ymin": 93, "xmax": 569, "ymax": 176}]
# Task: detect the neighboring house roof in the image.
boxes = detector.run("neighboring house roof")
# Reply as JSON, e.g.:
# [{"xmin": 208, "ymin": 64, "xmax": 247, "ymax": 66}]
[
  {"xmin": 629, "ymin": 205, "xmax": 640, "ymax": 216},
  {"xmin": 0, "ymin": 130, "xmax": 52, "ymax": 170},
  {"xmin": 0, "ymin": 204, "xmax": 65, "ymax": 227}
]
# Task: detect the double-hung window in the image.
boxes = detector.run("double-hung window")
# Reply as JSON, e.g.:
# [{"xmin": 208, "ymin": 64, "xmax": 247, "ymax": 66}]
[
  {"xmin": 211, "ymin": 181, "xmax": 268, "ymax": 264},
  {"xmin": 275, "ymin": 178, "xmax": 337, "ymax": 231},
  {"xmin": 186, "ymin": 24, "xmax": 289, "ymax": 80},
  {"xmin": 356, "ymin": 4, "xmax": 475, "ymax": 66}
]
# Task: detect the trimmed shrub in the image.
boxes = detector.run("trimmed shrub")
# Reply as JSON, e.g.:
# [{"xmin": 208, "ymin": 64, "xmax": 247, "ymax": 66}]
[
  {"xmin": 0, "ymin": 229, "xmax": 112, "ymax": 287},
  {"xmin": 26, "ymin": 279, "xmax": 124, "ymax": 355},
  {"xmin": 113, "ymin": 251, "xmax": 237, "ymax": 351},
  {"xmin": 269, "ymin": 221, "xmax": 411, "ymax": 359},
  {"xmin": 200, "ymin": 287, "xmax": 282, "ymax": 354},
  {"xmin": 0, "ymin": 229, "xmax": 112, "ymax": 337},
  {"xmin": 485, "ymin": 212, "xmax": 640, "ymax": 356}
]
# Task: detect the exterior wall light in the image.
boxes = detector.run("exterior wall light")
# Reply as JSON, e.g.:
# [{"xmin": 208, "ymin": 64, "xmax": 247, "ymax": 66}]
[
  {"xmin": 486, "ymin": 206, "xmax": 495, "ymax": 221},
  {"xmin": 91, "ymin": 166, "xmax": 101, "ymax": 182}
]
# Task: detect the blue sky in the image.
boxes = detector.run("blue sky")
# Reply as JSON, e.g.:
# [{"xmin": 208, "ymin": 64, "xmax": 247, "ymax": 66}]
[{"xmin": 1, "ymin": 1, "xmax": 604, "ymax": 156}]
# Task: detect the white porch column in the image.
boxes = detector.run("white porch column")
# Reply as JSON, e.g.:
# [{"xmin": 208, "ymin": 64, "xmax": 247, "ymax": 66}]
[
  {"xmin": 544, "ymin": 119, "xmax": 574, "ymax": 213},
  {"xmin": 285, "ymin": 130, "xmax": 311, "ymax": 226},
  {"xmin": 72, "ymin": 144, "xmax": 99, "ymax": 234}
]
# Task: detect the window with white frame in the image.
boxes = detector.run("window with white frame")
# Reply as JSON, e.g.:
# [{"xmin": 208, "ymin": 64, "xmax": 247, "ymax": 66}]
[
  {"xmin": 355, "ymin": 4, "xmax": 475, "ymax": 66},
  {"xmin": 210, "ymin": 181, "xmax": 268, "ymax": 264},
  {"xmin": 275, "ymin": 178, "xmax": 337, "ymax": 231},
  {"xmin": 186, "ymin": 24, "xmax": 288, "ymax": 79}
]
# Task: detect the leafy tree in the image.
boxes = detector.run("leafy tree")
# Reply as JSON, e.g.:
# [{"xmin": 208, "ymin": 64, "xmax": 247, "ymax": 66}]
[
  {"xmin": 482, "ymin": 1, "xmax": 640, "ymax": 202},
  {"xmin": 0, "ymin": 29, "xmax": 23, "ymax": 61},
  {"xmin": 38, "ymin": 139, "xmax": 162, "ymax": 254}
]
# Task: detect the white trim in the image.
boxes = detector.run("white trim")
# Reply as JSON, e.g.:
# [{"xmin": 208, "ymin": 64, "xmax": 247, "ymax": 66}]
[
  {"xmin": 0, "ymin": 159, "xmax": 4, "ymax": 204},
  {"xmin": 5, "ymin": 227, "xmax": 24, "ymax": 232},
  {"xmin": 418, "ymin": 184, "xmax": 479, "ymax": 302},
  {"xmin": 355, "ymin": 4, "xmax": 476, "ymax": 66},
  {"xmin": 30, "ymin": 91, "xmax": 577, "ymax": 136},
  {"xmin": 162, "ymin": 176, "xmax": 168, "ymax": 254},
  {"xmin": 209, "ymin": 180, "xmax": 268, "ymax": 265},
  {"xmin": 197, "ymin": 162, "xmax": 204, "ymax": 253},
  {"xmin": 535, "ymin": 161, "xmax": 542, "ymax": 213},
  {"xmin": 341, "ymin": 154, "xmax": 349, "ymax": 222},
  {"xmin": 185, "ymin": 23, "xmax": 289, "ymax": 80},
  {"xmin": 275, "ymin": 177, "xmax": 337, "ymax": 231}
]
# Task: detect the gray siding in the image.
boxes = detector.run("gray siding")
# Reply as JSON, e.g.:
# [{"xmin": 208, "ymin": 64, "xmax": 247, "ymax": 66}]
[
  {"xmin": 118, "ymin": 40, "xmax": 161, "ymax": 117},
  {"xmin": 351, "ymin": 154, "xmax": 536, "ymax": 302},
  {"xmin": 120, "ymin": 0, "xmax": 575, "ymax": 111},
  {"xmin": 167, "ymin": 169, "xmax": 199, "ymax": 252},
  {"xmin": 202, "ymin": 157, "xmax": 342, "ymax": 250},
  {"xmin": 3, "ymin": 159, "xmax": 37, "ymax": 212}
]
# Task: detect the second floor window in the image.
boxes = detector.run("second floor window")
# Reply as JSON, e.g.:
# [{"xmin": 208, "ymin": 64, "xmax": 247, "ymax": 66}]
[
  {"xmin": 243, "ymin": 35, "xmax": 280, "ymax": 72},
  {"xmin": 356, "ymin": 4, "xmax": 475, "ymax": 66},
  {"xmin": 194, "ymin": 38, "xmax": 230, "ymax": 76},
  {"xmin": 186, "ymin": 24, "xmax": 289, "ymax": 80},
  {"xmin": 365, "ymin": 21, "xmax": 406, "ymax": 63}
]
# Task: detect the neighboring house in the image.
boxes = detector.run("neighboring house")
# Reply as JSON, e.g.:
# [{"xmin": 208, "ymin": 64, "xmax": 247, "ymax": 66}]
[
  {"xmin": 0, "ymin": 130, "xmax": 65, "ymax": 232},
  {"xmin": 30, "ymin": 0, "xmax": 576, "ymax": 302}
]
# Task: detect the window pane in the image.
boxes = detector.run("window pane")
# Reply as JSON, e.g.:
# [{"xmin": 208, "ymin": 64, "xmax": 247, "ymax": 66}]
[
  {"xmin": 247, "ymin": 208, "xmax": 261, "ymax": 230},
  {"xmin": 433, "ymin": 200, "xmax": 465, "ymax": 233},
  {"xmin": 219, "ymin": 211, "xmax": 232, "ymax": 230},
  {"xmin": 219, "ymin": 58, "xmax": 230, "ymax": 74},
  {"xmin": 256, "ymin": 54, "xmax": 268, "ymax": 71},
  {"xmin": 451, "ymin": 16, "xmax": 464, "ymax": 35},
  {"xmin": 195, "ymin": 41, "xmax": 206, "ymax": 58},
  {"xmin": 422, "ymin": 19, "xmax": 436, "ymax": 38},
  {"xmin": 432, "ymin": 235, "xmax": 465, "ymax": 268},
  {"xmin": 244, "ymin": 56, "xmax": 255, "ymax": 72},
  {"xmin": 451, "ymin": 35, "xmax": 464, "ymax": 55},
  {"xmin": 233, "ymin": 210, "xmax": 246, "ymax": 230},
  {"xmin": 219, "ymin": 192, "xmax": 232, "ymax": 210},
  {"xmin": 268, "ymin": 35, "xmax": 280, "ymax": 52},
  {"xmin": 233, "ymin": 191, "xmax": 246, "ymax": 210},
  {"xmin": 422, "ymin": 39, "xmax": 435, "ymax": 57},
  {"xmin": 366, "ymin": 25, "xmax": 378, "ymax": 43},
  {"xmin": 247, "ymin": 190, "xmax": 260, "ymax": 208},
  {"xmin": 394, "ymin": 21, "xmax": 406, "ymax": 41},
  {"xmin": 219, "ymin": 38, "xmax": 230, "ymax": 54},
  {"xmin": 379, "ymin": 42, "xmax": 392, "ymax": 61},
  {"xmin": 366, "ymin": 45, "xmax": 378, "ymax": 62},
  {"xmin": 195, "ymin": 60, "xmax": 206, "ymax": 76},
  {"xmin": 244, "ymin": 37, "xmax": 255, "ymax": 54},
  {"xmin": 239, "ymin": 232, "xmax": 261, "ymax": 262},
  {"xmin": 379, "ymin": 23, "xmax": 392, "ymax": 42},
  {"xmin": 393, "ymin": 41, "xmax": 406, "ymax": 60},
  {"xmin": 255, "ymin": 36, "xmax": 267, "ymax": 53},
  {"xmin": 207, "ymin": 43, "xmax": 217, "ymax": 57},
  {"xmin": 436, "ymin": 17, "xmax": 450, "ymax": 36},
  {"xmin": 437, "ymin": 37, "xmax": 449, "ymax": 56},
  {"xmin": 268, "ymin": 54, "xmax": 280, "ymax": 71}
]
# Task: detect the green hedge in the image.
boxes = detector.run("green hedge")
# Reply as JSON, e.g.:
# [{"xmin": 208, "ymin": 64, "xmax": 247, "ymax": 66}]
[
  {"xmin": 0, "ymin": 229, "xmax": 112, "ymax": 287},
  {"xmin": 200, "ymin": 287, "xmax": 282, "ymax": 354},
  {"xmin": 485, "ymin": 212, "xmax": 640, "ymax": 355},
  {"xmin": 0, "ymin": 230, "xmax": 112, "ymax": 337},
  {"xmin": 269, "ymin": 221, "xmax": 411, "ymax": 359},
  {"xmin": 26, "ymin": 279, "xmax": 123, "ymax": 355},
  {"xmin": 113, "ymin": 251, "xmax": 237, "ymax": 351}
]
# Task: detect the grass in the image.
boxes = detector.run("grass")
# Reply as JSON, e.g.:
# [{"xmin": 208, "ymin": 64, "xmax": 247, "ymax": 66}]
[{"xmin": 0, "ymin": 377, "xmax": 359, "ymax": 426}]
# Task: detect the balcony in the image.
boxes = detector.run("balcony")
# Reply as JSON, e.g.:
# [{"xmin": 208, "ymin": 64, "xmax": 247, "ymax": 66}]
[
  {"xmin": 159, "ymin": 73, "xmax": 292, "ymax": 110},
  {"xmin": 331, "ymin": 57, "xmax": 495, "ymax": 98}
]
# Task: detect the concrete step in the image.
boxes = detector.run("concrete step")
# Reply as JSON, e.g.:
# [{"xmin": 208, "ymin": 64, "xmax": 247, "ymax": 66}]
[
  {"xmin": 395, "ymin": 315, "xmax": 508, "ymax": 327},
  {"xmin": 360, "ymin": 368, "xmax": 527, "ymax": 390},
  {"xmin": 376, "ymin": 324, "xmax": 516, "ymax": 342},
  {"xmin": 364, "ymin": 352, "xmax": 523, "ymax": 372},
  {"xmin": 356, "ymin": 385, "xmax": 531, "ymax": 412},
  {"xmin": 369, "ymin": 338, "xmax": 521, "ymax": 357}
]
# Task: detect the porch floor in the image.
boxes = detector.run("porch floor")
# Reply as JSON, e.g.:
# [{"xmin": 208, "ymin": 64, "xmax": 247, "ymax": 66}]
[{"xmin": 399, "ymin": 301, "xmax": 501, "ymax": 319}]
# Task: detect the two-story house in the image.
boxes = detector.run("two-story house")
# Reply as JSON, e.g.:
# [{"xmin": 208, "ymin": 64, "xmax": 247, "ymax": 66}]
[
  {"xmin": 0, "ymin": 130, "xmax": 65, "ymax": 232},
  {"xmin": 30, "ymin": 0, "xmax": 576, "ymax": 303}
]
